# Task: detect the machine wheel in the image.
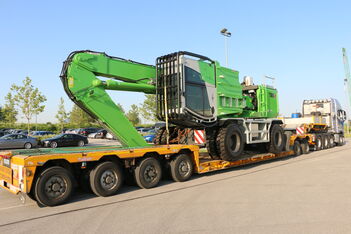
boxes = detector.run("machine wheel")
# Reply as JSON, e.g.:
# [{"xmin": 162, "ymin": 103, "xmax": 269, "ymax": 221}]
[
  {"xmin": 293, "ymin": 141, "xmax": 302, "ymax": 156},
  {"xmin": 315, "ymin": 135, "xmax": 322, "ymax": 151},
  {"xmin": 216, "ymin": 123, "xmax": 245, "ymax": 161},
  {"xmin": 169, "ymin": 154, "xmax": 193, "ymax": 182},
  {"xmin": 205, "ymin": 128, "xmax": 220, "ymax": 160},
  {"xmin": 283, "ymin": 131, "xmax": 292, "ymax": 151},
  {"xmin": 89, "ymin": 161, "xmax": 124, "ymax": 197},
  {"xmin": 34, "ymin": 166, "xmax": 74, "ymax": 207},
  {"xmin": 78, "ymin": 140, "xmax": 85, "ymax": 147},
  {"xmin": 322, "ymin": 135, "xmax": 330, "ymax": 149},
  {"xmin": 24, "ymin": 142, "xmax": 32, "ymax": 149},
  {"xmin": 267, "ymin": 124, "xmax": 284, "ymax": 154},
  {"xmin": 134, "ymin": 157, "xmax": 162, "ymax": 189},
  {"xmin": 50, "ymin": 141, "xmax": 58, "ymax": 148},
  {"xmin": 301, "ymin": 140, "xmax": 310, "ymax": 154},
  {"xmin": 154, "ymin": 127, "xmax": 167, "ymax": 145}
]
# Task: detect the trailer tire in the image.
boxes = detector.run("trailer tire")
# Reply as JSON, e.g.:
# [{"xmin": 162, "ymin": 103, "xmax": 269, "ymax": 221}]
[
  {"xmin": 337, "ymin": 136, "xmax": 345, "ymax": 146},
  {"xmin": 169, "ymin": 154, "xmax": 193, "ymax": 182},
  {"xmin": 34, "ymin": 166, "xmax": 74, "ymax": 207},
  {"xmin": 205, "ymin": 128, "xmax": 220, "ymax": 160},
  {"xmin": 134, "ymin": 157, "xmax": 162, "ymax": 189},
  {"xmin": 216, "ymin": 123, "xmax": 245, "ymax": 161},
  {"xmin": 315, "ymin": 135, "xmax": 322, "ymax": 151},
  {"xmin": 301, "ymin": 140, "xmax": 310, "ymax": 154},
  {"xmin": 293, "ymin": 141, "xmax": 302, "ymax": 156},
  {"xmin": 267, "ymin": 124, "xmax": 284, "ymax": 154},
  {"xmin": 89, "ymin": 161, "xmax": 124, "ymax": 197}
]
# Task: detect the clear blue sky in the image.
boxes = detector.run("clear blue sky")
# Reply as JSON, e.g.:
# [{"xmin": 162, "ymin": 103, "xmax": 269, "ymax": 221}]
[{"xmin": 1, "ymin": 0, "xmax": 351, "ymax": 123}]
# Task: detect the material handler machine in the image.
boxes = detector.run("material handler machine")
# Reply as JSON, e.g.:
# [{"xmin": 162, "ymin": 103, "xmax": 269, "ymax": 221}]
[{"xmin": 60, "ymin": 50, "xmax": 284, "ymax": 161}]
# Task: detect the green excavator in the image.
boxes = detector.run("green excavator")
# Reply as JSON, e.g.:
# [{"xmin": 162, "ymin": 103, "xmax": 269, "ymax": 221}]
[{"xmin": 60, "ymin": 50, "xmax": 284, "ymax": 161}]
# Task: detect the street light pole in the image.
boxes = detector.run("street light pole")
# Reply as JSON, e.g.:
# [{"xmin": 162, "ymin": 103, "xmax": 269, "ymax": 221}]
[{"xmin": 220, "ymin": 28, "xmax": 231, "ymax": 67}]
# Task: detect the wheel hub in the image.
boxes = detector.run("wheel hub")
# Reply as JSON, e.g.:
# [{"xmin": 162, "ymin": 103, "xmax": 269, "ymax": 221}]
[
  {"xmin": 100, "ymin": 170, "xmax": 117, "ymax": 190},
  {"xmin": 179, "ymin": 161, "xmax": 189, "ymax": 175},
  {"xmin": 144, "ymin": 165, "xmax": 157, "ymax": 182},
  {"xmin": 45, "ymin": 176, "xmax": 66, "ymax": 198}
]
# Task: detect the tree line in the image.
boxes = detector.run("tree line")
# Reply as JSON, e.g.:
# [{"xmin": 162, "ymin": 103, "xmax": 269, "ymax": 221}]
[{"xmin": 0, "ymin": 77, "xmax": 158, "ymax": 132}]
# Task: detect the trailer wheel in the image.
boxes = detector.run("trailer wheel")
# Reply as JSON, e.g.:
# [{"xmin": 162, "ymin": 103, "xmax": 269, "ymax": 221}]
[
  {"xmin": 267, "ymin": 124, "xmax": 284, "ymax": 154},
  {"xmin": 134, "ymin": 157, "xmax": 162, "ymax": 189},
  {"xmin": 301, "ymin": 140, "xmax": 310, "ymax": 154},
  {"xmin": 34, "ymin": 166, "xmax": 74, "ymax": 207},
  {"xmin": 216, "ymin": 123, "xmax": 245, "ymax": 161},
  {"xmin": 169, "ymin": 154, "xmax": 193, "ymax": 182},
  {"xmin": 337, "ymin": 136, "xmax": 345, "ymax": 146},
  {"xmin": 89, "ymin": 161, "xmax": 124, "ymax": 197},
  {"xmin": 315, "ymin": 135, "xmax": 322, "ymax": 151},
  {"xmin": 293, "ymin": 141, "xmax": 302, "ymax": 156},
  {"xmin": 205, "ymin": 128, "xmax": 220, "ymax": 160}
]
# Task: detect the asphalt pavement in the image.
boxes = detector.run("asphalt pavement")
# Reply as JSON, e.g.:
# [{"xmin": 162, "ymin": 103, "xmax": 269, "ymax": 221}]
[{"xmin": 1, "ymin": 140, "xmax": 351, "ymax": 233}]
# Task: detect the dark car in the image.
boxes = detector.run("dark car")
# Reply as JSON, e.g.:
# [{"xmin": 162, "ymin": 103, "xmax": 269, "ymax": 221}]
[
  {"xmin": 31, "ymin": 131, "xmax": 55, "ymax": 136},
  {"xmin": 43, "ymin": 134, "xmax": 88, "ymax": 148},
  {"xmin": 77, "ymin": 128, "xmax": 100, "ymax": 136}
]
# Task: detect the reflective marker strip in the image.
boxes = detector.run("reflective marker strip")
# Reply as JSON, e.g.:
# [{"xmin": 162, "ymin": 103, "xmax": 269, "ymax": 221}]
[
  {"xmin": 194, "ymin": 130, "xmax": 205, "ymax": 144},
  {"xmin": 296, "ymin": 127, "xmax": 304, "ymax": 135}
]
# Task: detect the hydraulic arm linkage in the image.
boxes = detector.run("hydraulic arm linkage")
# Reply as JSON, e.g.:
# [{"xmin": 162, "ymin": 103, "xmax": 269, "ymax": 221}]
[{"xmin": 60, "ymin": 50, "xmax": 156, "ymax": 147}]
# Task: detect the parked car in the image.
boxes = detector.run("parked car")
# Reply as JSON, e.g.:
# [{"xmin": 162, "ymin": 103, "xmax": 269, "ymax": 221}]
[
  {"xmin": 31, "ymin": 131, "xmax": 55, "ymax": 136},
  {"xmin": 106, "ymin": 132, "xmax": 116, "ymax": 140},
  {"xmin": 153, "ymin": 122, "xmax": 166, "ymax": 131},
  {"xmin": 43, "ymin": 134, "xmax": 88, "ymax": 148},
  {"xmin": 0, "ymin": 134, "xmax": 38, "ymax": 149},
  {"xmin": 88, "ymin": 129, "xmax": 108, "ymax": 139},
  {"xmin": 143, "ymin": 134, "xmax": 156, "ymax": 143},
  {"xmin": 77, "ymin": 128, "xmax": 100, "ymax": 136}
]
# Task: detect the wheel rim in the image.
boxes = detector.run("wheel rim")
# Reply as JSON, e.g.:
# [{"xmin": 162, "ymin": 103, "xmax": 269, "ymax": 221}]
[
  {"xmin": 44, "ymin": 176, "xmax": 67, "ymax": 199},
  {"xmin": 229, "ymin": 132, "xmax": 241, "ymax": 153},
  {"xmin": 317, "ymin": 139, "xmax": 321, "ymax": 148},
  {"xmin": 100, "ymin": 170, "xmax": 118, "ymax": 190},
  {"xmin": 178, "ymin": 160, "xmax": 191, "ymax": 177},
  {"xmin": 52, "ymin": 142, "xmax": 57, "ymax": 148},
  {"xmin": 25, "ymin": 143, "xmax": 31, "ymax": 149},
  {"xmin": 143, "ymin": 165, "xmax": 158, "ymax": 183},
  {"xmin": 79, "ymin": 141, "xmax": 84, "ymax": 146}
]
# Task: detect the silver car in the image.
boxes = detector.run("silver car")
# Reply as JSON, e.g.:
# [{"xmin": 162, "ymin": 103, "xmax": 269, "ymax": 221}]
[{"xmin": 0, "ymin": 134, "xmax": 38, "ymax": 149}]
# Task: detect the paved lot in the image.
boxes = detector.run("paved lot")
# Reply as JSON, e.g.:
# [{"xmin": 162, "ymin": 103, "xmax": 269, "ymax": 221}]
[{"xmin": 0, "ymin": 140, "xmax": 351, "ymax": 233}]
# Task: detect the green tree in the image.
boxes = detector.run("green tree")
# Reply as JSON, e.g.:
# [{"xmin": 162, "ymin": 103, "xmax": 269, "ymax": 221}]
[
  {"xmin": 55, "ymin": 97, "xmax": 69, "ymax": 131},
  {"xmin": 126, "ymin": 104, "xmax": 140, "ymax": 126},
  {"xmin": 70, "ymin": 104, "xmax": 95, "ymax": 126},
  {"xmin": 139, "ymin": 94, "xmax": 157, "ymax": 122},
  {"xmin": 0, "ymin": 106, "xmax": 4, "ymax": 122},
  {"xmin": 11, "ymin": 77, "xmax": 46, "ymax": 132},
  {"xmin": 117, "ymin": 103, "xmax": 125, "ymax": 113},
  {"xmin": 2, "ymin": 92, "xmax": 18, "ymax": 124}
]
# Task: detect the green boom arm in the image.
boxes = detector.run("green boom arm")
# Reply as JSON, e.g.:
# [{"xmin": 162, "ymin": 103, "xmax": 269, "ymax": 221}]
[{"xmin": 60, "ymin": 50, "xmax": 156, "ymax": 147}]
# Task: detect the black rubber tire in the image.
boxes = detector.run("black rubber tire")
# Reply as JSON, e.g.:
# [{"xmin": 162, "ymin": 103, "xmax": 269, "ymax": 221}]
[
  {"xmin": 301, "ymin": 140, "xmax": 310, "ymax": 154},
  {"xmin": 24, "ymin": 142, "xmax": 32, "ymax": 149},
  {"xmin": 322, "ymin": 134, "xmax": 330, "ymax": 149},
  {"xmin": 337, "ymin": 135, "xmax": 345, "ymax": 146},
  {"xmin": 50, "ymin": 141, "xmax": 58, "ymax": 148},
  {"xmin": 89, "ymin": 161, "xmax": 124, "ymax": 197},
  {"xmin": 293, "ymin": 141, "xmax": 302, "ymax": 156},
  {"xmin": 154, "ymin": 127, "xmax": 167, "ymax": 145},
  {"xmin": 34, "ymin": 166, "xmax": 74, "ymax": 207},
  {"xmin": 315, "ymin": 135, "xmax": 322, "ymax": 151},
  {"xmin": 267, "ymin": 124, "xmax": 284, "ymax": 154},
  {"xmin": 77, "ymin": 140, "xmax": 85, "ymax": 147},
  {"xmin": 283, "ymin": 131, "xmax": 292, "ymax": 151},
  {"xmin": 169, "ymin": 154, "xmax": 193, "ymax": 182},
  {"xmin": 216, "ymin": 123, "xmax": 245, "ymax": 161},
  {"xmin": 205, "ymin": 128, "xmax": 220, "ymax": 160},
  {"xmin": 329, "ymin": 135, "xmax": 335, "ymax": 148},
  {"xmin": 134, "ymin": 157, "xmax": 162, "ymax": 189}
]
